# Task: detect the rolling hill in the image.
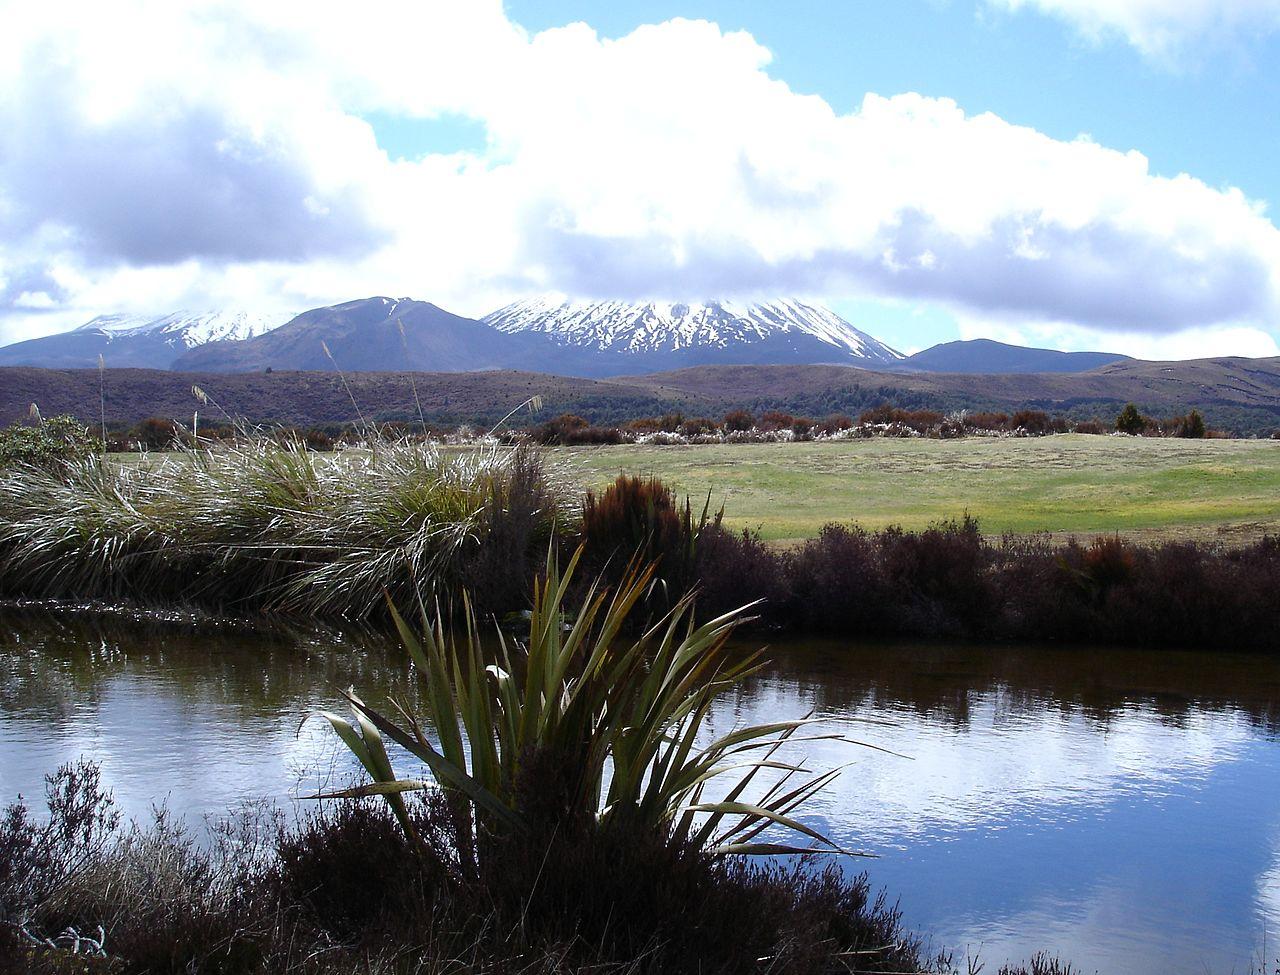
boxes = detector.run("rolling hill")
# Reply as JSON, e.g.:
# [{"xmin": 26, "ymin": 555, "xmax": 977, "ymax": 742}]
[
  {"xmin": 4, "ymin": 356, "xmax": 1280, "ymax": 435},
  {"xmin": 890, "ymin": 338, "xmax": 1129, "ymax": 374}
]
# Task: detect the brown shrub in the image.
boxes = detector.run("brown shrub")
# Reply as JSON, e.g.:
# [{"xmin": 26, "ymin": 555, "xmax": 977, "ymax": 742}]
[
  {"xmin": 966, "ymin": 412, "xmax": 1011, "ymax": 431},
  {"xmin": 791, "ymin": 417, "xmax": 816, "ymax": 439},
  {"xmin": 533, "ymin": 414, "xmax": 624, "ymax": 445},
  {"xmin": 679, "ymin": 417, "xmax": 717, "ymax": 436},
  {"xmin": 128, "ymin": 417, "xmax": 182, "ymax": 451},
  {"xmin": 818, "ymin": 413, "xmax": 853, "ymax": 434},
  {"xmin": 580, "ymin": 476, "xmax": 710, "ymax": 603},
  {"xmin": 858, "ymin": 405, "xmax": 944, "ymax": 432},
  {"xmin": 1011, "ymin": 410, "xmax": 1054, "ymax": 435},
  {"xmin": 758, "ymin": 410, "xmax": 795, "ymax": 432}
]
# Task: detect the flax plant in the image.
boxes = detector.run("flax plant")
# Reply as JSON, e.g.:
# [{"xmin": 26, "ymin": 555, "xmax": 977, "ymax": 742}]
[{"xmin": 318, "ymin": 548, "xmax": 880, "ymax": 870}]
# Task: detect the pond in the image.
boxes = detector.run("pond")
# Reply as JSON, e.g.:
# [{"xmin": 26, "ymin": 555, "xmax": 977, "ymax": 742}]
[{"xmin": 2, "ymin": 605, "xmax": 1279, "ymax": 974}]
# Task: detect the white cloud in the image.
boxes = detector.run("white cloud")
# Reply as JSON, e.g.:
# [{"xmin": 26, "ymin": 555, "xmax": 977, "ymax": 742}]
[
  {"xmin": 2, "ymin": 0, "xmax": 1279, "ymax": 358},
  {"xmin": 988, "ymin": 0, "xmax": 1280, "ymax": 59},
  {"xmin": 956, "ymin": 315, "xmax": 1280, "ymax": 359}
]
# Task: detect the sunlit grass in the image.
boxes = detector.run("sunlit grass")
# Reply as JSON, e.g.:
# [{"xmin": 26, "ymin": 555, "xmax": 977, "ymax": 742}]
[{"xmin": 554, "ymin": 435, "xmax": 1280, "ymax": 541}]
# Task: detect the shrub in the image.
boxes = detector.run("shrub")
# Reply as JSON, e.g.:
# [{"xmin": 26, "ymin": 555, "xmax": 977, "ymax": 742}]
[
  {"xmin": 963, "ymin": 411, "xmax": 1007, "ymax": 432},
  {"xmin": 876, "ymin": 516, "xmax": 993, "ymax": 636},
  {"xmin": 657, "ymin": 412, "xmax": 685, "ymax": 433},
  {"xmin": 692, "ymin": 524, "xmax": 789, "ymax": 622},
  {"xmin": 270, "ymin": 797, "xmax": 449, "ymax": 944},
  {"xmin": 722, "ymin": 409, "xmax": 754, "ymax": 432},
  {"xmin": 533, "ymin": 414, "xmax": 626, "ymax": 445},
  {"xmin": 569, "ymin": 425, "xmax": 626, "ymax": 444},
  {"xmin": 579, "ymin": 476, "xmax": 715, "ymax": 599},
  {"xmin": 858, "ymin": 405, "xmax": 944, "ymax": 433},
  {"xmin": 0, "ymin": 416, "xmax": 99, "ymax": 470},
  {"xmin": 758, "ymin": 410, "xmax": 795, "ymax": 432},
  {"xmin": 1115, "ymin": 402, "xmax": 1145, "ymax": 435},
  {"xmin": 0, "ymin": 760, "xmax": 119, "ymax": 929},
  {"xmin": 128, "ymin": 417, "xmax": 185, "ymax": 451},
  {"xmin": 783, "ymin": 525, "xmax": 892, "ymax": 634},
  {"xmin": 818, "ymin": 413, "xmax": 853, "ymax": 434},
  {"xmin": 532, "ymin": 413, "xmax": 589, "ymax": 444},
  {"xmin": 453, "ymin": 444, "xmax": 564, "ymax": 615},
  {"xmin": 678, "ymin": 416, "xmax": 717, "ymax": 436},
  {"xmin": 1072, "ymin": 419, "xmax": 1107, "ymax": 435},
  {"xmin": 1176, "ymin": 410, "xmax": 1206, "ymax": 439},
  {"xmin": 1011, "ymin": 410, "xmax": 1053, "ymax": 435},
  {"xmin": 319, "ymin": 553, "xmax": 851, "ymax": 888},
  {"xmin": 5, "ymin": 761, "xmax": 961, "ymax": 975},
  {"xmin": 791, "ymin": 416, "xmax": 816, "ymax": 439}
]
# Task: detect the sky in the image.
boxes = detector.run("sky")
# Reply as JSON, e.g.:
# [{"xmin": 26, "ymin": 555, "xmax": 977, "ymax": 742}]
[{"xmin": 2, "ymin": 0, "xmax": 1280, "ymax": 358}]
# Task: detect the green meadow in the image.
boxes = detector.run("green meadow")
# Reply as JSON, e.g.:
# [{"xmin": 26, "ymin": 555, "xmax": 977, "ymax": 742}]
[{"xmin": 555, "ymin": 434, "xmax": 1280, "ymax": 543}]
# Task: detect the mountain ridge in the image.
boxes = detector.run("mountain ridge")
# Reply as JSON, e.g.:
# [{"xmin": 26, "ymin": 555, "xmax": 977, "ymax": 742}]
[
  {"xmin": 3, "ymin": 296, "xmax": 911, "ymax": 377},
  {"xmin": 890, "ymin": 338, "xmax": 1129, "ymax": 374},
  {"xmin": 0, "ymin": 309, "xmax": 295, "ymax": 370}
]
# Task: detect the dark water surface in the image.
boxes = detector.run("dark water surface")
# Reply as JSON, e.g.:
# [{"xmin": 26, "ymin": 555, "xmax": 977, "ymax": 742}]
[{"xmin": 2, "ymin": 607, "xmax": 1279, "ymax": 974}]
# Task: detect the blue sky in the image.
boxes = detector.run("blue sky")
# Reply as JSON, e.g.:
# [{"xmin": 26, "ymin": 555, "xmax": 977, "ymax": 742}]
[
  {"xmin": 495, "ymin": 1, "xmax": 1280, "ymax": 351},
  {"xmin": 508, "ymin": 0, "xmax": 1280, "ymax": 208},
  {"xmin": 4, "ymin": 0, "xmax": 1280, "ymax": 357}
]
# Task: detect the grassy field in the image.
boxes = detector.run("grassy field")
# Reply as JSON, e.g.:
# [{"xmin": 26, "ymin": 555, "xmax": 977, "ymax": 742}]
[{"xmin": 555, "ymin": 435, "xmax": 1280, "ymax": 543}]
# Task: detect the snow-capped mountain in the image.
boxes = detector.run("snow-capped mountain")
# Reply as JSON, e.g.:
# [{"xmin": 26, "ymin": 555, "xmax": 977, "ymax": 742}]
[
  {"xmin": 80, "ymin": 310, "xmax": 291, "ymax": 348},
  {"xmin": 482, "ymin": 297, "xmax": 903, "ymax": 365},
  {"xmin": 0, "ymin": 296, "xmax": 906, "ymax": 377},
  {"xmin": 0, "ymin": 309, "xmax": 297, "ymax": 369}
]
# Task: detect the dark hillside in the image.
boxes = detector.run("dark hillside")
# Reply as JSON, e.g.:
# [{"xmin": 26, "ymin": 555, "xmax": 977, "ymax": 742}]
[
  {"xmin": 5, "ymin": 354, "xmax": 1280, "ymax": 434},
  {"xmin": 892, "ymin": 338, "xmax": 1128, "ymax": 374}
]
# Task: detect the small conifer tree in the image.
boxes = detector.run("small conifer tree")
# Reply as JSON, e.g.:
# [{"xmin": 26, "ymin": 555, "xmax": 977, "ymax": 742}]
[{"xmin": 1115, "ymin": 402, "xmax": 1144, "ymax": 435}]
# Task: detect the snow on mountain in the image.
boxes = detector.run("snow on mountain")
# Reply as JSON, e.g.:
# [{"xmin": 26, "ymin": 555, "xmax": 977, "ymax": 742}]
[
  {"xmin": 481, "ymin": 297, "xmax": 903, "ymax": 363},
  {"xmin": 77, "ymin": 309, "xmax": 295, "ymax": 349},
  {"xmin": 0, "ymin": 308, "xmax": 300, "ymax": 369}
]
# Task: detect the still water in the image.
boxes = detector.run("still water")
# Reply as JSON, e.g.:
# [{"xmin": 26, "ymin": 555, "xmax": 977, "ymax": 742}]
[{"xmin": 2, "ymin": 605, "xmax": 1279, "ymax": 974}]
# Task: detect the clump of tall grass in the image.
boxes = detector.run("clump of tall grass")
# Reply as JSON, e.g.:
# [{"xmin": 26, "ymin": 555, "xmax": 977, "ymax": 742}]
[{"xmin": 0, "ymin": 438, "xmax": 571, "ymax": 619}]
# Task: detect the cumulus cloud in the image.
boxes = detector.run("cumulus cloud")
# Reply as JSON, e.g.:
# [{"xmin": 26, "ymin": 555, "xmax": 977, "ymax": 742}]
[
  {"xmin": 2, "ymin": 0, "xmax": 1279, "ymax": 357},
  {"xmin": 958, "ymin": 316, "xmax": 1280, "ymax": 360},
  {"xmin": 987, "ymin": 0, "xmax": 1280, "ymax": 59}
]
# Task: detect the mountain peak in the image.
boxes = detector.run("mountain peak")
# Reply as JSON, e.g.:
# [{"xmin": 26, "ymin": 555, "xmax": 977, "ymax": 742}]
[
  {"xmin": 75, "ymin": 309, "xmax": 295, "ymax": 349},
  {"xmin": 482, "ymin": 296, "xmax": 903, "ymax": 363}
]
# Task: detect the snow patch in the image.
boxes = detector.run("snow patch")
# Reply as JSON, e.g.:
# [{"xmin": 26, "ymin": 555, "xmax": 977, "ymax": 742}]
[{"xmin": 76, "ymin": 309, "xmax": 297, "ymax": 348}]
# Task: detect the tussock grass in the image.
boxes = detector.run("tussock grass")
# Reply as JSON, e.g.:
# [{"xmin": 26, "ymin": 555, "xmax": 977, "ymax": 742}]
[{"xmin": 0, "ymin": 439, "xmax": 571, "ymax": 618}]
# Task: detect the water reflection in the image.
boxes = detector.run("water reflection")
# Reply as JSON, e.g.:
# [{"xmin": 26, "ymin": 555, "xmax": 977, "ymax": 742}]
[{"xmin": 2, "ymin": 608, "xmax": 1279, "ymax": 975}]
